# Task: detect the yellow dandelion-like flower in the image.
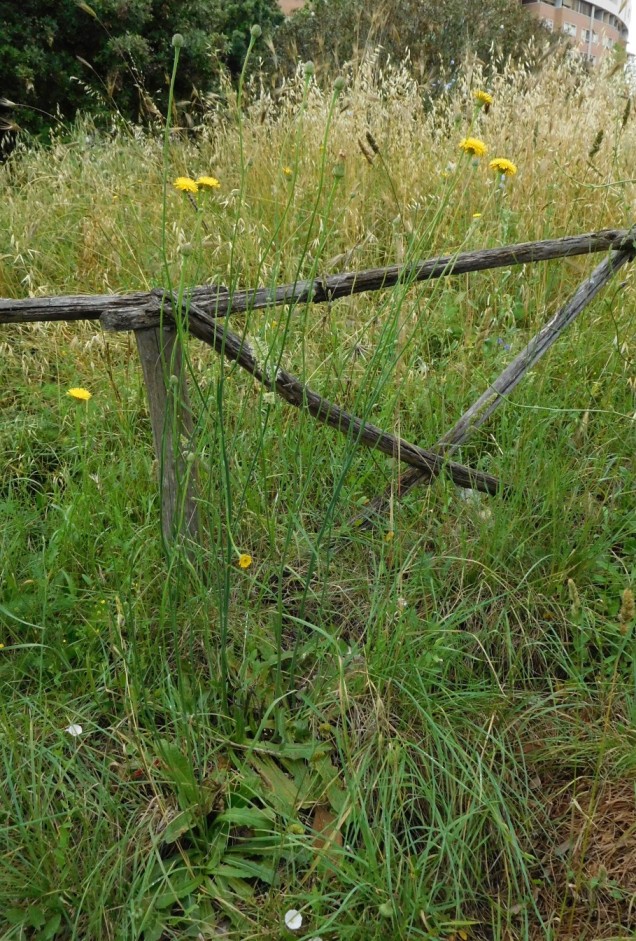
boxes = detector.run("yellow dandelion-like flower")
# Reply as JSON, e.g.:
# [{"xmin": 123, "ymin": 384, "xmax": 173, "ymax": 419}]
[
  {"xmin": 472, "ymin": 212, "xmax": 482, "ymax": 219},
  {"xmin": 196, "ymin": 175, "xmax": 220, "ymax": 189},
  {"xmin": 173, "ymin": 176, "xmax": 199, "ymax": 193},
  {"xmin": 282, "ymin": 166, "xmax": 292, "ymax": 177},
  {"xmin": 459, "ymin": 137, "xmax": 488, "ymax": 158},
  {"xmin": 489, "ymin": 157, "xmax": 517, "ymax": 176},
  {"xmin": 474, "ymin": 89, "xmax": 493, "ymax": 107},
  {"xmin": 67, "ymin": 387, "xmax": 92, "ymax": 402},
  {"xmin": 237, "ymin": 553, "xmax": 253, "ymax": 570},
  {"xmin": 384, "ymin": 530, "xmax": 395, "ymax": 543}
]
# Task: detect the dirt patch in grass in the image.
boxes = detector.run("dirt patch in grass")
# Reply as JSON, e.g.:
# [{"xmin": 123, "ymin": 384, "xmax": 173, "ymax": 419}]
[{"xmin": 535, "ymin": 777, "xmax": 636, "ymax": 940}]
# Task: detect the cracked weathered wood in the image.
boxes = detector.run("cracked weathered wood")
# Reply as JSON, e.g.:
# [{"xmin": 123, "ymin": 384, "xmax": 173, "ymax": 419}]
[
  {"xmin": 103, "ymin": 300, "xmax": 503, "ymax": 496},
  {"xmin": 135, "ymin": 326, "xmax": 199, "ymax": 551},
  {"xmin": 2, "ymin": 229, "xmax": 633, "ymax": 325},
  {"xmin": 354, "ymin": 245, "xmax": 634, "ymax": 522}
]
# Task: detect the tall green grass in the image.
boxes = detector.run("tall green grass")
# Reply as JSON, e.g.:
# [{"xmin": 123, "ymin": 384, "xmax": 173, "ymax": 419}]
[{"xmin": 0, "ymin": 41, "xmax": 635, "ymax": 941}]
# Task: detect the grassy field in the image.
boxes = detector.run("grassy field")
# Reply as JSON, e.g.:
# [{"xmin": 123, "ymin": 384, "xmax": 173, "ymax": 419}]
[{"xmin": 1, "ymin": 42, "xmax": 635, "ymax": 941}]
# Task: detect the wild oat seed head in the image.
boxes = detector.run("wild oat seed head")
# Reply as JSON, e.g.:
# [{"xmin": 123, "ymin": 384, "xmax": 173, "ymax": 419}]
[
  {"xmin": 196, "ymin": 176, "xmax": 220, "ymax": 189},
  {"xmin": 67, "ymin": 387, "xmax": 92, "ymax": 401},
  {"xmin": 365, "ymin": 131, "xmax": 380, "ymax": 155},
  {"xmin": 489, "ymin": 157, "xmax": 517, "ymax": 176},
  {"xmin": 173, "ymin": 176, "xmax": 198, "ymax": 193},
  {"xmin": 459, "ymin": 137, "xmax": 488, "ymax": 158},
  {"xmin": 567, "ymin": 578, "xmax": 581, "ymax": 615},
  {"xmin": 619, "ymin": 588, "xmax": 635, "ymax": 632},
  {"xmin": 474, "ymin": 89, "xmax": 493, "ymax": 106}
]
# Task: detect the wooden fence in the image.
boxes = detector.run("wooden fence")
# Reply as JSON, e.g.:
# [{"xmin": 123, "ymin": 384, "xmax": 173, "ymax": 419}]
[{"xmin": 1, "ymin": 228, "xmax": 634, "ymax": 550}]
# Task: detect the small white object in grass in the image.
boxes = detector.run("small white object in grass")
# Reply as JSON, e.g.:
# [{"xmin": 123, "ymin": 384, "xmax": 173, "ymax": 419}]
[
  {"xmin": 458, "ymin": 487, "xmax": 482, "ymax": 504},
  {"xmin": 65, "ymin": 724, "xmax": 83, "ymax": 737},
  {"xmin": 284, "ymin": 910, "xmax": 303, "ymax": 931}
]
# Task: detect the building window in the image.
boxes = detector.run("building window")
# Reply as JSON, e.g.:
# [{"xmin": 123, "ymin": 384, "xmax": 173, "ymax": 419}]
[
  {"xmin": 562, "ymin": 21, "xmax": 577, "ymax": 37},
  {"xmin": 577, "ymin": 1, "xmax": 592, "ymax": 15}
]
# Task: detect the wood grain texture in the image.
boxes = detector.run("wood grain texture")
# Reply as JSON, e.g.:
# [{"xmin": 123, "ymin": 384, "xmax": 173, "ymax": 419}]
[
  {"xmin": 2, "ymin": 229, "xmax": 633, "ymax": 325},
  {"xmin": 135, "ymin": 327, "xmax": 199, "ymax": 550}
]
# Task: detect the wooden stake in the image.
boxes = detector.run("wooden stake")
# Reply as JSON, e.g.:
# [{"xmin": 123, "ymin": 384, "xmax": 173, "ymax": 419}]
[{"xmin": 135, "ymin": 326, "xmax": 199, "ymax": 551}]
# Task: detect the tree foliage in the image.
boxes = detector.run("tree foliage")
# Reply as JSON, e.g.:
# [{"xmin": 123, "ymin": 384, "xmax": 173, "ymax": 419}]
[
  {"xmin": 274, "ymin": 0, "xmax": 552, "ymax": 82},
  {"xmin": 0, "ymin": 0, "xmax": 283, "ymax": 138}
]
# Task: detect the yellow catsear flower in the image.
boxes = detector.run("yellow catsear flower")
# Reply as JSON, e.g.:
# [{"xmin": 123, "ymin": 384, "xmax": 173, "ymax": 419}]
[
  {"xmin": 459, "ymin": 137, "xmax": 488, "ymax": 158},
  {"xmin": 489, "ymin": 157, "xmax": 517, "ymax": 176},
  {"xmin": 237, "ymin": 553, "xmax": 253, "ymax": 570},
  {"xmin": 173, "ymin": 176, "xmax": 199, "ymax": 193},
  {"xmin": 67, "ymin": 387, "xmax": 92, "ymax": 402},
  {"xmin": 282, "ymin": 166, "xmax": 292, "ymax": 176},
  {"xmin": 196, "ymin": 175, "xmax": 220, "ymax": 189},
  {"xmin": 474, "ymin": 89, "xmax": 493, "ymax": 107},
  {"xmin": 472, "ymin": 212, "xmax": 482, "ymax": 218}
]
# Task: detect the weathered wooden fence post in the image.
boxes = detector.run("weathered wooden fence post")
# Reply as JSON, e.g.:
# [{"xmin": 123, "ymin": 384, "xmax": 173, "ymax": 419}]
[{"xmin": 134, "ymin": 324, "xmax": 199, "ymax": 551}]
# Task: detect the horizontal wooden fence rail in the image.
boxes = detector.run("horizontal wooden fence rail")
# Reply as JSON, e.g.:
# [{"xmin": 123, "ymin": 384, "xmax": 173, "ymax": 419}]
[
  {"xmin": 1, "ymin": 229, "xmax": 633, "ymax": 326},
  {"xmin": 2, "ymin": 227, "xmax": 634, "ymax": 549}
]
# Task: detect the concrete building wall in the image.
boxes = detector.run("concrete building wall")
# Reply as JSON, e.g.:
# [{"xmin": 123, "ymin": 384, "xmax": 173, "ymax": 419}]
[
  {"xmin": 278, "ymin": 0, "xmax": 305, "ymax": 13},
  {"xmin": 521, "ymin": 0, "xmax": 631, "ymax": 61}
]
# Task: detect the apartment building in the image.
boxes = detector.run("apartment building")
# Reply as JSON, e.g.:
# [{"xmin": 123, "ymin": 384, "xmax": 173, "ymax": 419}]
[{"xmin": 520, "ymin": 0, "xmax": 631, "ymax": 61}]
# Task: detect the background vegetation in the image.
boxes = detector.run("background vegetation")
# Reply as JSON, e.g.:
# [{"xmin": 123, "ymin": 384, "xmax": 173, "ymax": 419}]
[
  {"xmin": 1, "ymin": 19, "xmax": 635, "ymax": 941},
  {"xmin": 275, "ymin": 0, "xmax": 552, "ymax": 80},
  {"xmin": 0, "ymin": 0, "xmax": 552, "ymax": 143},
  {"xmin": 0, "ymin": 0, "xmax": 283, "ymax": 138}
]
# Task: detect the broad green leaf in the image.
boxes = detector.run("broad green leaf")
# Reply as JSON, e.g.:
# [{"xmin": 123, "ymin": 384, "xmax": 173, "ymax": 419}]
[
  {"xmin": 248, "ymin": 740, "xmax": 329, "ymax": 761},
  {"xmin": 157, "ymin": 739, "xmax": 200, "ymax": 807},
  {"xmin": 162, "ymin": 808, "xmax": 197, "ymax": 844},
  {"xmin": 154, "ymin": 872, "xmax": 204, "ymax": 910},
  {"xmin": 215, "ymin": 859, "xmax": 277, "ymax": 883},
  {"xmin": 249, "ymin": 756, "xmax": 305, "ymax": 813},
  {"xmin": 216, "ymin": 806, "xmax": 275, "ymax": 829},
  {"xmin": 36, "ymin": 912, "xmax": 62, "ymax": 941}
]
